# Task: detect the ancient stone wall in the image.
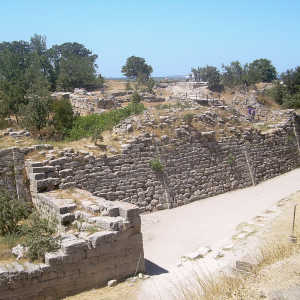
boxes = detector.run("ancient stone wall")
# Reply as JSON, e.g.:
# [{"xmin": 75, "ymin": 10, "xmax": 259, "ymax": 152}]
[
  {"xmin": 0, "ymin": 195, "xmax": 144, "ymax": 300},
  {"xmin": 0, "ymin": 146, "xmax": 44, "ymax": 202},
  {"xmin": 26, "ymin": 114, "xmax": 300, "ymax": 212}
]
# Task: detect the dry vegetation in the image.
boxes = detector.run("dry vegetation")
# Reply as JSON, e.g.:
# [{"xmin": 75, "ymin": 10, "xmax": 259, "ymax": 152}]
[
  {"xmin": 173, "ymin": 192, "xmax": 300, "ymax": 300},
  {"xmin": 64, "ymin": 279, "xmax": 140, "ymax": 300}
]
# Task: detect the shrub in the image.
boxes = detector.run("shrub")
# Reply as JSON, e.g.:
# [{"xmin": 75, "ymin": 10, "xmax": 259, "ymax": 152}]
[
  {"xmin": 21, "ymin": 97, "xmax": 52, "ymax": 131},
  {"xmin": 131, "ymin": 91, "xmax": 142, "ymax": 104},
  {"xmin": 150, "ymin": 158, "xmax": 164, "ymax": 172},
  {"xmin": 0, "ymin": 118, "xmax": 10, "ymax": 130},
  {"xmin": 0, "ymin": 189, "xmax": 28, "ymax": 236},
  {"xmin": 69, "ymin": 102, "xmax": 145, "ymax": 141},
  {"xmin": 228, "ymin": 153, "xmax": 235, "ymax": 165},
  {"xmin": 183, "ymin": 113, "xmax": 195, "ymax": 125},
  {"xmin": 52, "ymin": 99, "xmax": 75, "ymax": 135},
  {"xmin": 22, "ymin": 212, "xmax": 60, "ymax": 261}
]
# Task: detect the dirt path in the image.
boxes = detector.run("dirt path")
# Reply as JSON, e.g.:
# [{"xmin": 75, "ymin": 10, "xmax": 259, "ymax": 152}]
[
  {"xmin": 138, "ymin": 169, "xmax": 300, "ymax": 299},
  {"xmin": 141, "ymin": 168, "xmax": 300, "ymax": 271}
]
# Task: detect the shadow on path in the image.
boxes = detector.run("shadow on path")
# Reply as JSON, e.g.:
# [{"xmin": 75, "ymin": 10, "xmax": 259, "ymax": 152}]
[{"xmin": 145, "ymin": 259, "xmax": 169, "ymax": 275}]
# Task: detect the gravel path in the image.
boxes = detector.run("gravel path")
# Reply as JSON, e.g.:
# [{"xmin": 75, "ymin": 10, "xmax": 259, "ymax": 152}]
[{"xmin": 141, "ymin": 168, "xmax": 300, "ymax": 271}]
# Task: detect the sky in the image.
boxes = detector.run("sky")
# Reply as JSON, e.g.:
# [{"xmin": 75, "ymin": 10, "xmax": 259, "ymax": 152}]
[{"xmin": 1, "ymin": 0, "xmax": 299, "ymax": 77}]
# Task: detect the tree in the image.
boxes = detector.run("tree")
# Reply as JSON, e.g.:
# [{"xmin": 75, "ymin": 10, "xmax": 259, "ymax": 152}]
[
  {"xmin": 247, "ymin": 59, "xmax": 277, "ymax": 83},
  {"xmin": 221, "ymin": 61, "xmax": 245, "ymax": 87},
  {"xmin": 0, "ymin": 41, "xmax": 31, "ymax": 120},
  {"xmin": 191, "ymin": 66, "xmax": 223, "ymax": 92},
  {"xmin": 146, "ymin": 78, "xmax": 155, "ymax": 93},
  {"xmin": 52, "ymin": 98, "xmax": 74, "ymax": 135},
  {"xmin": 131, "ymin": 91, "xmax": 142, "ymax": 104},
  {"xmin": 281, "ymin": 67, "xmax": 300, "ymax": 95},
  {"xmin": 53, "ymin": 42, "xmax": 101, "ymax": 91},
  {"xmin": 121, "ymin": 56, "xmax": 153, "ymax": 81},
  {"xmin": 21, "ymin": 53, "xmax": 52, "ymax": 131}
]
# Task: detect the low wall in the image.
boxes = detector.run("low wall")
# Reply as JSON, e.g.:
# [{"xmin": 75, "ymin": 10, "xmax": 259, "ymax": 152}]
[
  {"xmin": 26, "ymin": 113, "xmax": 300, "ymax": 212},
  {"xmin": 0, "ymin": 192, "xmax": 145, "ymax": 300}
]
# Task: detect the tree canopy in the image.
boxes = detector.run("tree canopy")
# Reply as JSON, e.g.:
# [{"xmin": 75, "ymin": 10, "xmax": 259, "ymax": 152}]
[
  {"xmin": 121, "ymin": 56, "xmax": 153, "ymax": 81},
  {"xmin": 247, "ymin": 59, "xmax": 277, "ymax": 83},
  {"xmin": 192, "ymin": 58, "xmax": 277, "ymax": 91},
  {"xmin": 191, "ymin": 66, "xmax": 223, "ymax": 92}
]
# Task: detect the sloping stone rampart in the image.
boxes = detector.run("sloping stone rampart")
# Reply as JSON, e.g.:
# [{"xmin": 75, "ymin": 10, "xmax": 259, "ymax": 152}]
[{"xmin": 26, "ymin": 114, "xmax": 300, "ymax": 212}]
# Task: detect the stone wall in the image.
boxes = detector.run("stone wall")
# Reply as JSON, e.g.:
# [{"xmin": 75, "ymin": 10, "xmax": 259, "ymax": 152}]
[
  {"xmin": 26, "ymin": 113, "xmax": 300, "ymax": 212},
  {"xmin": 0, "ymin": 146, "xmax": 49, "ymax": 202},
  {"xmin": 0, "ymin": 191, "xmax": 145, "ymax": 300}
]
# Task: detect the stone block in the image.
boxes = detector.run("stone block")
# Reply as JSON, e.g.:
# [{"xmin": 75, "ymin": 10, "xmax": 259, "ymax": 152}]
[
  {"xmin": 61, "ymin": 238, "xmax": 88, "ymax": 255},
  {"xmin": 45, "ymin": 251, "xmax": 67, "ymax": 266},
  {"xmin": 89, "ymin": 216, "xmax": 124, "ymax": 231},
  {"xmin": 88, "ymin": 231, "xmax": 118, "ymax": 248}
]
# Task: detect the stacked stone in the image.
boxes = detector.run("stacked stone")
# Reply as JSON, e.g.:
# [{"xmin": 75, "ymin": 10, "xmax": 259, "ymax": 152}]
[
  {"xmin": 0, "ymin": 195, "xmax": 145, "ymax": 300},
  {"xmin": 25, "ymin": 113, "xmax": 300, "ymax": 212}
]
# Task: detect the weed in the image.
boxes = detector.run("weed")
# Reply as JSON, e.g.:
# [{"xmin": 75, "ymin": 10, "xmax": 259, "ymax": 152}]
[
  {"xmin": 150, "ymin": 158, "xmax": 164, "ymax": 172},
  {"xmin": 68, "ymin": 102, "xmax": 145, "ymax": 141},
  {"xmin": 227, "ymin": 153, "xmax": 235, "ymax": 165},
  {"xmin": 0, "ymin": 189, "xmax": 29, "ymax": 235},
  {"xmin": 21, "ymin": 212, "xmax": 61, "ymax": 261}
]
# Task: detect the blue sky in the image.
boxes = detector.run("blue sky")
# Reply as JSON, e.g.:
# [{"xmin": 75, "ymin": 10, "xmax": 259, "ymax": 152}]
[{"xmin": 1, "ymin": 0, "xmax": 299, "ymax": 77}]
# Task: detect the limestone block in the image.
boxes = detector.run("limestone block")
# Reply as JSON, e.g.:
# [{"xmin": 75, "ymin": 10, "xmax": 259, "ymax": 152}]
[
  {"xmin": 88, "ymin": 231, "xmax": 118, "ymax": 248},
  {"xmin": 61, "ymin": 238, "xmax": 88, "ymax": 255},
  {"xmin": 89, "ymin": 216, "xmax": 124, "ymax": 231},
  {"xmin": 45, "ymin": 250, "xmax": 67, "ymax": 266}
]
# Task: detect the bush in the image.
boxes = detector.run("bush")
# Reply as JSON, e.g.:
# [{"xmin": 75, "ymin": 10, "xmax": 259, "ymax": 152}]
[
  {"xmin": 150, "ymin": 158, "xmax": 164, "ymax": 172},
  {"xmin": 0, "ymin": 189, "xmax": 29, "ymax": 236},
  {"xmin": 21, "ymin": 97, "xmax": 52, "ymax": 131},
  {"xmin": 0, "ymin": 118, "xmax": 10, "ymax": 130},
  {"xmin": 131, "ymin": 91, "xmax": 142, "ymax": 104},
  {"xmin": 183, "ymin": 113, "xmax": 195, "ymax": 125},
  {"xmin": 69, "ymin": 102, "xmax": 145, "ymax": 141},
  {"xmin": 22, "ymin": 212, "xmax": 60, "ymax": 261},
  {"xmin": 52, "ymin": 99, "xmax": 75, "ymax": 136},
  {"xmin": 282, "ymin": 93, "xmax": 300, "ymax": 109}
]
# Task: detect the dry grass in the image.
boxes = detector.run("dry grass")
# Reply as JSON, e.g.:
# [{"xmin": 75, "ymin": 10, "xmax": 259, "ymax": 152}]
[
  {"xmin": 0, "ymin": 234, "xmax": 24, "ymax": 263},
  {"xmin": 173, "ymin": 193, "xmax": 300, "ymax": 300},
  {"xmin": 64, "ymin": 279, "xmax": 140, "ymax": 300},
  {"xmin": 104, "ymin": 80, "xmax": 128, "ymax": 92}
]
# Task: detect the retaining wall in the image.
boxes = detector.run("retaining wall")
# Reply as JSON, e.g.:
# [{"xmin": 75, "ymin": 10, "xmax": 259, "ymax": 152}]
[
  {"xmin": 27, "ymin": 114, "xmax": 300, "ymax": 212},
  {"xmin": 0, "ymin": 193, "xmax": 144, "ymax": 300}
]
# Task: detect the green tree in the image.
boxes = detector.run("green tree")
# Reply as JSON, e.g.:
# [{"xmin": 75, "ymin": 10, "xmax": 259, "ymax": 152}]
[
  {"xmin": 191, "ymin": 66, "xmax": 223, "ymax": 92},
  {"xmin": 146, "ymin": 78, "xmax": 155, "ymax": 93},
  {"xmin": 221, "ymin": 61, "xmax": 245, "ymax": 87},
  {"xmin": 50, "ymin": 42, "xmax": 102, "ymax": 91},
  {"xmin": 22, "ymin": 54, "xmax": 52, "ymax": 131},
  {"xmin": 281, "ymin": 67, "xmax": 300, "ymax": 94},
  {"xmin": 52, "ymin": 98, "xmax": 74, "ymax": 135},
  {"xmin": 131, "ymin": 91, "xmax": 142, "ymax": 104},
  {"xmin": 0, "ymin": 41, "xmax": 31, "ymax": 121},
  {"xmin": 247, "ymin": 59, "xmax": 277, "ymax": 83},
  {"xmin": 122, "ymin": 56, "xmax": 153, "ymax": 80}
]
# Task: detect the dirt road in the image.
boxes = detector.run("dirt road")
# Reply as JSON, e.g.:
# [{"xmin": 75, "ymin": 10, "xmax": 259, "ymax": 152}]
[{"xmin": 141, "ymin": 168, "xmax": 300, "ymax": 271}]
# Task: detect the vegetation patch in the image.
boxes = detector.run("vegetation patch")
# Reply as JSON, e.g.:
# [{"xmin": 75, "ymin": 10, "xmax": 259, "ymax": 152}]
[
  {"xmin": 150, "ymin": 158, "xmax": 164, "ymax": 172},
  {"xmin": 69, "ymin": 102, "xmax": 145, "ymax": 141},
  {"xmin": 0, "ymin": 189, "xmax": 60, "ymax": 262}
]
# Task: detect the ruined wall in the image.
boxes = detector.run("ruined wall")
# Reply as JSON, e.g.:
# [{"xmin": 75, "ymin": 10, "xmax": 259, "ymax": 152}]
[
  {"xmin": 27, "ymin": 114, "xmax": 300, "ymax": 212},
  {"xmin": 0, "ymin": 147, "xmax": 35, "ymax": 202},
  {"xmin": 0, "ymin": 194, "xmax": 145, "ymax": 300}
]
